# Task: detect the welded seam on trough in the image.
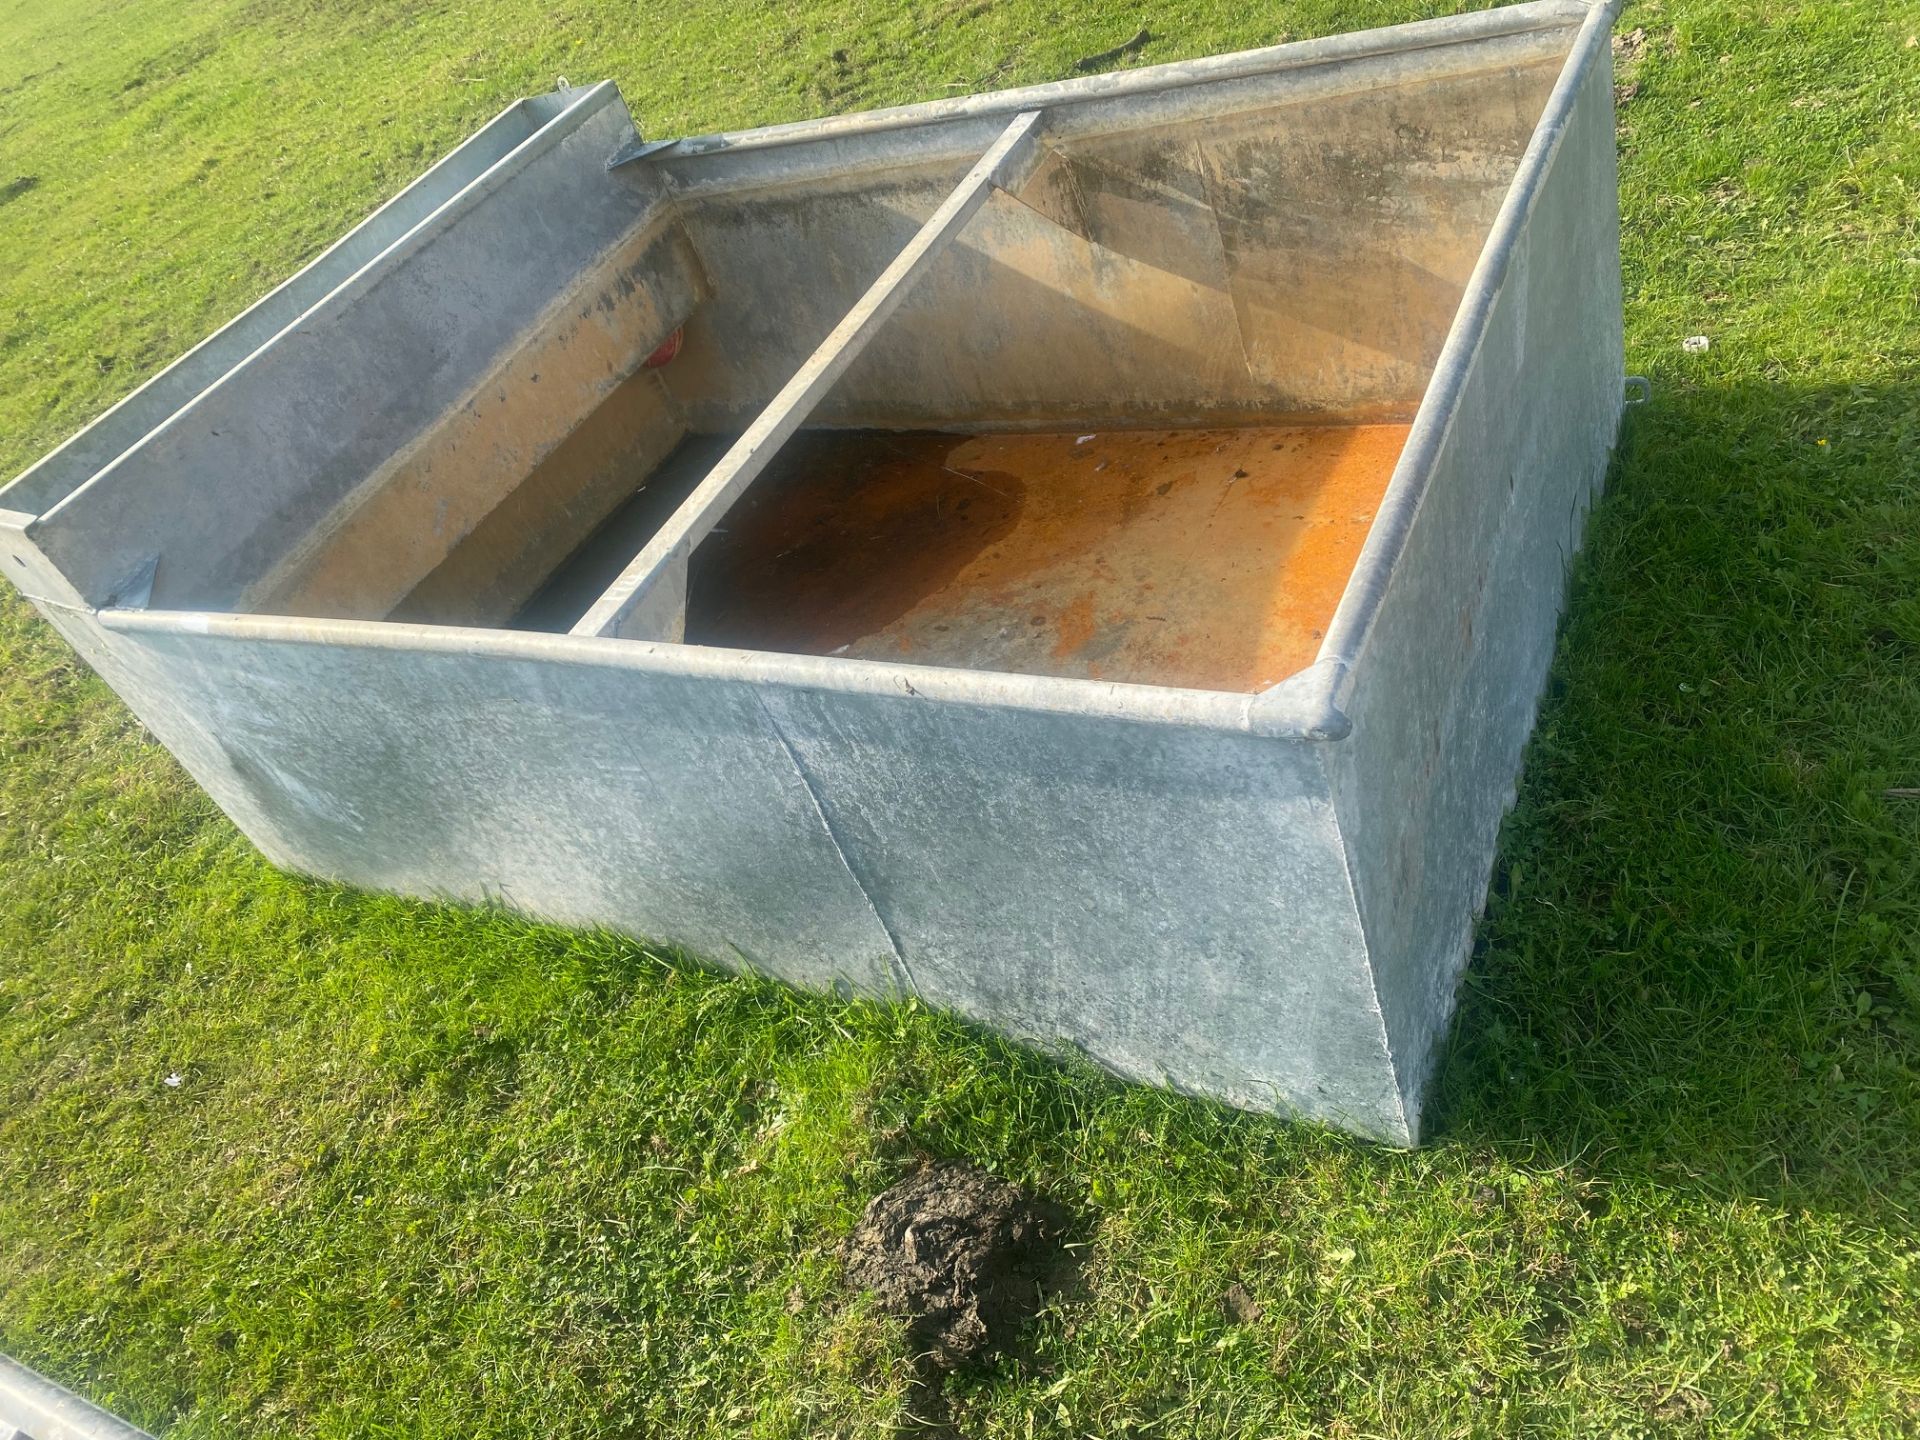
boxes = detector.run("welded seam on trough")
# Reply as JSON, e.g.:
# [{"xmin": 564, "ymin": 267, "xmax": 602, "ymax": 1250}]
[
  {"xmin": 1187, "ymin": 137, "xmax": 1262, "ymax": 386},
  {"xmin": 1320, "ymin": 752, "xmax": 1415, "ymax": 1147},
  {"xmin": 997, "ymin": 139, "xmax": 1256, "ymax": 382},
  {"xmin": 753, "ymin": 694, "xmax": 922, "ymax": 1001},
  {"xmin": 5, "ymin": 589, "xmax": 94, "ymax": 618}
]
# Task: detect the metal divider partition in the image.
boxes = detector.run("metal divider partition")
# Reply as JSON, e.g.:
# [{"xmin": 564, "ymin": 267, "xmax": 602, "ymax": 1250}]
[{"xmin": 570, "ymin": 109, "xmax": 1047, "ymax": 643}]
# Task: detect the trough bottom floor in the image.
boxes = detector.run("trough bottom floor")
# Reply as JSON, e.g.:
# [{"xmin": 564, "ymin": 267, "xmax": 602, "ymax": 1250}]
[{"xmin": 520, "ymin": 423, "xmax": 1410, "ymax": 693}]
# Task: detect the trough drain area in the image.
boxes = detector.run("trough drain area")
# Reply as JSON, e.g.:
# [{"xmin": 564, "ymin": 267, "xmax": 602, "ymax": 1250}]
[{"xmin": 516, "ymin": 422, "xmax": 1408, "ymax": 693}]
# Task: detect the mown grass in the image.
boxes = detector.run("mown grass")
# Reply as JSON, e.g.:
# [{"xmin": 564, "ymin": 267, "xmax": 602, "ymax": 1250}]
[{"xmin": 2, "ymin": 0, "xmax": 1918, "ymax": 1434}]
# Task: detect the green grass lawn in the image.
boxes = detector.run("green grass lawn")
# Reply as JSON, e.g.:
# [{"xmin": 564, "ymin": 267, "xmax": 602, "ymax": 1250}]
[{"xmin": 3, "ymin": 0, "xmax": 1918, "ymax": 1433}]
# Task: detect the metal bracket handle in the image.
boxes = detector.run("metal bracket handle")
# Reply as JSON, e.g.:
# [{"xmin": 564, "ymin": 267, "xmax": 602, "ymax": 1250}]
[
  {"xmin": 607, "ymin": 136, "xmax": 678, "ymax": 170},
  {"xmin": 1624, "ymin": 374, "xmax": 1651, "ymax": 407}
]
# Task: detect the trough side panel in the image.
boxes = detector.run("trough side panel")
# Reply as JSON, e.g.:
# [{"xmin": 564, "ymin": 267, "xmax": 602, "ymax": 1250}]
[
  {"xmin": 250, "ymin": 219, "xmax": 703, "ymax": 624},
  {"xmin": 661, "ymin": 47, "xmax": 1563, "ymax": 430},
  {"xmin": 853, "ymin": 55, "xmax": 1565, "ymax": 426},
  {"xmin": 1327, "ymin": 53, "xmax": 1623, "ymax": 1141},
  {"xmin": 74, "ymin": 599, "xmax": 1404, "ymax": 1140},
  {"xmin": 75, "ymin": 623, "xmax": 906, "ymax": 996},
  {"xmin": 384, "ymin": 369, "xmax": 683, "ymax": 628},
  {"xmin": 760, "ymin": 687, "xmax": 1408, "ymax": 1144},
  {"xmin": 28, "ymin": 98, "xmax": 662, "ymax": 614}
]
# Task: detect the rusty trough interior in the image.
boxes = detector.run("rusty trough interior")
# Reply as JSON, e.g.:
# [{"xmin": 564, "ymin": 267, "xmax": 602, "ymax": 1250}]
[
  {"xmin": 225, "ymin": 44, "xmax": 1566, "ymax": 696},
  {"xmin": 510, "ymin": 424, "xmax": 1408, "ymax": 693}
]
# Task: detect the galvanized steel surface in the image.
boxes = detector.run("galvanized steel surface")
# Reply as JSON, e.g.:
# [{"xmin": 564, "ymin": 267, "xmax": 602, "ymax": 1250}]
[
  {"xmin": 0, "ymin": 1352, "xmax": 157, "ymax": 1440},
  {"xmin": 0, "ymin": 1, "xmax": 1626, "ymax": 1145}
]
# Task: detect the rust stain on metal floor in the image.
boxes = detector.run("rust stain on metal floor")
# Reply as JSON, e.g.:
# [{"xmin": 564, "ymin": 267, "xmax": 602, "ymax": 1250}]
[{"xmin": 686, "ymin": 423, "xmax": 1409, "ymax": 692}]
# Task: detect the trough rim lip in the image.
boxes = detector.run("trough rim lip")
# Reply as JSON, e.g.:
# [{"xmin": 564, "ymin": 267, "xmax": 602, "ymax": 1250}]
[
  {"xmin": 94, "ymin": 605, "xmax": 1352, "ymax": 740},
  {"xmin": 649, "ymin": 0, "xmax": 1600, "ymax": 160}
]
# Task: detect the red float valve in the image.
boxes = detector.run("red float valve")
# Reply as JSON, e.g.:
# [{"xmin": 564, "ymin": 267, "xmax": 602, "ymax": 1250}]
[{"xmin": 643, "ymin": 326, "xmax": 684, "ymax": 369}]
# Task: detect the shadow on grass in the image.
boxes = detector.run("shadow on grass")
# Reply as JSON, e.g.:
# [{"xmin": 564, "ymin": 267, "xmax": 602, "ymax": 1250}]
[{"xmin": 1425, "ymin": 377, "xmax": 1919, "ymax": 1215}]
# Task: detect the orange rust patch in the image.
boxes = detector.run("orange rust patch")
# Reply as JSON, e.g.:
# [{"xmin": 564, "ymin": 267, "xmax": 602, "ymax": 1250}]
[
  {"xmin": 686, "ymin": 424, "xmax": 1409, "ymax": 693},
  {"xmin": 1049, "ymin": 592, "xmax": 1097, "ymax": 664},
  {"xmin": 688, "ymin": 432, "xmax": 1025, "ymax": 656}
]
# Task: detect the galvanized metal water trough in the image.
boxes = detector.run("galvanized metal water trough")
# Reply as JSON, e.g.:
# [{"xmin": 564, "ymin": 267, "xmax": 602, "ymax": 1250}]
[{"xmin": 1, "ymin": 0, "xmax": 1625, "ymax": 1144}]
